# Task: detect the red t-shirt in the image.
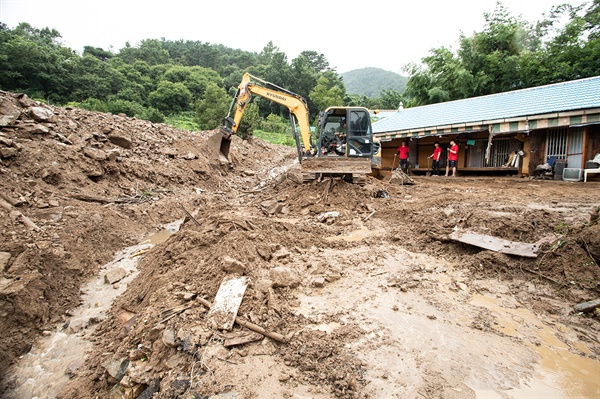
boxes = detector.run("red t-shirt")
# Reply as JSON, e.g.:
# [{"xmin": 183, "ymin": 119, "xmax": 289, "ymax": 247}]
[
  {"xmin": 448, "ymin": 144, "xmax": 459, "ymax": 161},
  {"xmin": 397, "ymin": 145, "xmax": 409, "ymax": 160},
  {"xmin": 433, "ymin": 147, "xmax": 442, "ymax": 161}
]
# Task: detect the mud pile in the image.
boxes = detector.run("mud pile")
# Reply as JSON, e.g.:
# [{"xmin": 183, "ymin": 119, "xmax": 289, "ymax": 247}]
[
  {"xmin": 1, "ymin": 90, "xmax": 599, "ymax": 399},
  {"xmin": 0, "ymin": 89, "xmax": 293, "ymax": 380}
]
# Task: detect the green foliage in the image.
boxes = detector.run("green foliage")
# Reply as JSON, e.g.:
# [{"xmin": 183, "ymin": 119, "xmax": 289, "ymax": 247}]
[
  {"xmin": 309, "ymin": 76, "xmax": 344, "ymax": 110},
  {"xmin": 195, "ymin": 83, "xmax": 229, "ymax": 130},
  {"xmin": 105, "ymin": 98, "xmax": 145, "ymax": 117},
  {"xmin": 253, "ymin": 130, "xmax": 296, "ymax": 147},
  {"xmin": 77, "ymin": 98, "xmax": 108, "ymax": 113},
  {"xmin": 141, "ymin": 107, "xmax": 166, "ymax": 123},
  {"xmin": 237, "ymin": 102, "xmax": 260, "ymax": 139},
  {"xmin": 148, "ymin": 81, "xmax": 192, "ymax": 115},
  {"xmin": 165, "ymin": 112, "xmax": 197, "ymax": 130},
  {"xmin": 260, "ymin": 113, "xmax": 289, "ymax": 134}
]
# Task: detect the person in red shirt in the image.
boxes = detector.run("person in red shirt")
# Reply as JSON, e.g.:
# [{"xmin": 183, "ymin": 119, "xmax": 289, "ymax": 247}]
[
  {"xmin": 396, "ymin": 140, "xmax": 410, "ymax": 173},
  {"xmin": 427, "ymin": 141, "xmax": 442, "ymax": 176},
  {"xmin": 445, "ymin": 139, "xmax": 459, "ymax": 177}
]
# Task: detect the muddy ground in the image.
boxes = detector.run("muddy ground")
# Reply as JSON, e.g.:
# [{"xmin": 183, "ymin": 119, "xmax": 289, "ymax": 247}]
[{"xmin": 1, "ymin": 91, "xmax": 599, "ymax": 399}]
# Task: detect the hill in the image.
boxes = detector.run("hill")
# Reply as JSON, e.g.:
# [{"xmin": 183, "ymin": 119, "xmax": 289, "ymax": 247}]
[{"xmin": 341, "ymin": 67, "xmax": 408, "ymax": 98}]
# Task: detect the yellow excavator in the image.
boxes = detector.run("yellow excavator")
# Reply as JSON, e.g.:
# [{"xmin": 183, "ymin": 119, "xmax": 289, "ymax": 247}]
[{"xmin": 208, "ymin": 73, "xmax": 381, "ymax": 183}]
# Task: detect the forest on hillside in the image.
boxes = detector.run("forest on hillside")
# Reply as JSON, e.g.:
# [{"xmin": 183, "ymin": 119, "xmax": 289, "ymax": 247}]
[{"xmin": 0, "ymin": 0, "xmax": 598, "ymax": 131}]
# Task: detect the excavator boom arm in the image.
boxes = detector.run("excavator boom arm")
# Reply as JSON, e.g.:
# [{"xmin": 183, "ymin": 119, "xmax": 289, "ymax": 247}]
[{"xmin": 224, "ymin": 73, "xmax": 312, "ymax": 154}]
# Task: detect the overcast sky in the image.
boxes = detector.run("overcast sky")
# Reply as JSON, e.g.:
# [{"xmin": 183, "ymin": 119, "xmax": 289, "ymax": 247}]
[{"xmin": 1, "ymin": 0, "xmax": 574, "ymax": 74}]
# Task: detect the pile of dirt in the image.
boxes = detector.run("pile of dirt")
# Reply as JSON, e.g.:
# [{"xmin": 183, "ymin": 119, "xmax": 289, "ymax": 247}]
[
  {"xmin": 0, "ymin": 90, "xmax": 294, "ymax": 381},
  {"xmin": 1, "ymin": 90, "xmax": 599, "ymax": 399}
]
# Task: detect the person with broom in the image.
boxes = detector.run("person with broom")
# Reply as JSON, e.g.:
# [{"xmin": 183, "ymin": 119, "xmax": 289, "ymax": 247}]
[{"xmin": 427, "ymin": 141, "xmax": 442, "ymax": 176}]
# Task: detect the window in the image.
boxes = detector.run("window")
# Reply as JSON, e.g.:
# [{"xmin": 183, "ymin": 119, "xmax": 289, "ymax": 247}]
[{"xmin": 546, "ymin": 128, "xmax": 568, "ymax": 160}]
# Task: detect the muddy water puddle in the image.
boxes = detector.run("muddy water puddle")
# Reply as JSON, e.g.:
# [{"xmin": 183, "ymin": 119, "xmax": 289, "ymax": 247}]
[
  {"xmin": 4, "ymin": 220, "xmax": 182, "ymax": 399},
  {"xmin": 295, "ymin": 247, "xmax": 600, "ymax": 398},
  {"xmin": 469, "ymin": 294, "xmax": 600, "ymax": 399}
]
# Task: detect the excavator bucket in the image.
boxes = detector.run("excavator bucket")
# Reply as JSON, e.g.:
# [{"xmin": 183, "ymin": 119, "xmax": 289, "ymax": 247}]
[{"xmin": 208, "ymin": 127, "xmax": 232, "ymax": 164}]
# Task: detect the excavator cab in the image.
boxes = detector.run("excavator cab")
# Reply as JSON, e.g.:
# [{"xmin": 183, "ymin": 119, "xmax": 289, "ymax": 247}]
[{"xmin": 317, "ymin": 107, "xmax": 375, "ymax": 158}]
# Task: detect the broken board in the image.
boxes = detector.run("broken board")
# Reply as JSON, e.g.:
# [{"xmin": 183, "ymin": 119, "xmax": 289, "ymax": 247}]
[
  {"xmin": 449, "ymin": 229, "xmax": 539, "ymax": 258},
  {"xmin": 208, "ymin": 276, "xmax": 248, "ymax": 331}
]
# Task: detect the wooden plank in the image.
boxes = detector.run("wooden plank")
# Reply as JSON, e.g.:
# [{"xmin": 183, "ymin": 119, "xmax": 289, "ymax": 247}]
[
  {"xmin": 449, "ymin": 230, "xmax": 539, "ymax": 258},
  {"xmin": 207, "ymin": 276, "xmax": 248, "ymax": 331},
  {"xmin": 573, "ymin": 298, "xmax": 600, "ymax": 313}
]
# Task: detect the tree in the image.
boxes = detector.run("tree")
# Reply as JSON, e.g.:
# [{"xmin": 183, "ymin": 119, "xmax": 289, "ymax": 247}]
[
  {"xmin": 379, "ymin": 89, "xmax": 404, "ymax": 110},
  {"xmin": 148, "ymin": 81, "xmax": 192, "ymax": 115},
  {"xmin": 309, "ymin": 76, "xmax": 344, "ymax": 110},
  {"xmin": 195, "ymin": 83, "xmax": 229, "ymax": 130}
]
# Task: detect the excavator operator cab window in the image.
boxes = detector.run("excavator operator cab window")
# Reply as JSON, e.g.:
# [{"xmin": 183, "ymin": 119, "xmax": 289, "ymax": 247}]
[
  {"xmin": 346, "ymin": 110, "xmax": 373, "ymax": 157},
  {"xmin": 319, "ymin": 115, "xmax": 347, "ymax": 156}
]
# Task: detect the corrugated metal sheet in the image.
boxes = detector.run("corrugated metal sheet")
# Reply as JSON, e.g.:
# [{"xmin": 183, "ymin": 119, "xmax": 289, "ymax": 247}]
[{"xmin": 373, "ymin": 76, "xmax": 600, "ymax": 134}]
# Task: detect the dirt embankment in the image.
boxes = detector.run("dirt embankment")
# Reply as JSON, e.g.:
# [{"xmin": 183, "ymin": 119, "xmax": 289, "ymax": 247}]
[{"xmin": 1, "ymin": 90, "xmax": 599, "ymax": 399}]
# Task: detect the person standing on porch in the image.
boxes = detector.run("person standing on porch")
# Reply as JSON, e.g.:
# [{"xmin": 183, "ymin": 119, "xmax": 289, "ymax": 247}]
[
  {"xmin": 445, "ymin": 139, "xmax": 459, "ymax": 177},
  {"xmin": 428, "ymin": 141, "xmax": 442, "ymax": 176},
  {"xmin": 396, "ymin": 140, "xmax": 410, "ymax": 173}
]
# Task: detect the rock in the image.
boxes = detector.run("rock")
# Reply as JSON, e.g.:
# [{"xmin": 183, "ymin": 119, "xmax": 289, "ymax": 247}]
[
  {"xmin": 137, "ymin": 378, "xmax": 160, "ymax": 399},
  {"xmin": 222, "ymin": 256, "xmax": 246, "ymax": 275},
  {"xmin": 102, "ymin": 357, "xmax": 130, "ymax": 382},
  {"xmin": 30, "ymin": 106, "xmax": 58, "ymax": 123},
  {"xmin": 182, "ymin": 152, "xmax": 197, "ymax": 160},
  {"xmin": 106, "ymin": 149, "xmax": 121, "ymax": 161},
  {"xmin": 23, "ymin": 123, "xmax": 50, "ymax": 134},
  {"xmin": 316, "ymin": 211, "xmax": 340, "ymax": 223},
  {"xmin": 256, "ymin": 245, "xmax": 272, "ymax": 261},
  {"xmin": 270, "ymin": 266, "xmax": 300, "ymax": 288},
  {"xmin": 17, "ymin": 93, "xmax": 37, "ymax": 107},
  {"xmin": 124, "ymin": 384, "xmax": 146, "ymax": 399},
  {"xmin": 0, "ymin": 98, "xmax": 21, "ymax": 126},
  {"xmin": 83, "ymin": 147, "xmax": 107, "ymax": 160},
  {"xmin": 162, "ymin": 329, "xmax": 177, "ymax": 347},
  {"xmin": 108, "ymin": 134, "xmax": 133, "ymax": 149},
  {"xmin": 104, "ymin": 267, "xmax": 127, "ymax": 284},
  {"xmin": 456, "ymin": 282, "xmax": 468, "ymax": 291},
  {"xmin": 261, "ymin": 199, "xmax": 284, "ymax": 216},
  {"xmin": 0, "ymin": 148, "xmax": 18, "ymax": 158},
  {"xmin": 273, "ymin": 247, "xmax": 291, "ymax": 260},
  {"xmin": 165, "ymin": 353, "xmax": 186, "ymax": 369},
  {"xmin": 312, "ymin": 277, "xmax": 325, "ymax": 288}
]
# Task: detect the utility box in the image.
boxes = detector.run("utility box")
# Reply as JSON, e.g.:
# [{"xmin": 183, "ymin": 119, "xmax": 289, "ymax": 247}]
[{"xmin": 554, "ymin": 160, "xmax": 567, "ymax": 180}]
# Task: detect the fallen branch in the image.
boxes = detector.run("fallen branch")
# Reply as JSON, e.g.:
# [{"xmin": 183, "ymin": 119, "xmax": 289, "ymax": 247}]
[
  {"xmin": 196, "ymin": 297, "xmax": 288, "ymax": 343},
  {"xmin": 155, "ymin": 305, "xmax": 192, "ymax": 326},
  {"xmin": 0, "ymin": 197, "xmax": 40, "ymax": 231},
  {"xmin": 364, "ymin": 211, "xmax": 376, "ymax": 221},
  {"xmin": 180, "ymin": 204, "xmax": 202, "ymax": 227}
]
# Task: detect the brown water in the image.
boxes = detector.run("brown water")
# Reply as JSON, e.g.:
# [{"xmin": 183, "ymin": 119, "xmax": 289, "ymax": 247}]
[
  {"xmin": 3, "ymin": 220, "xmax": 182, "ymax": 399},
  {"xmin": 296, "ymin": 247, "xmax": 600, "ymax": 398}
]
